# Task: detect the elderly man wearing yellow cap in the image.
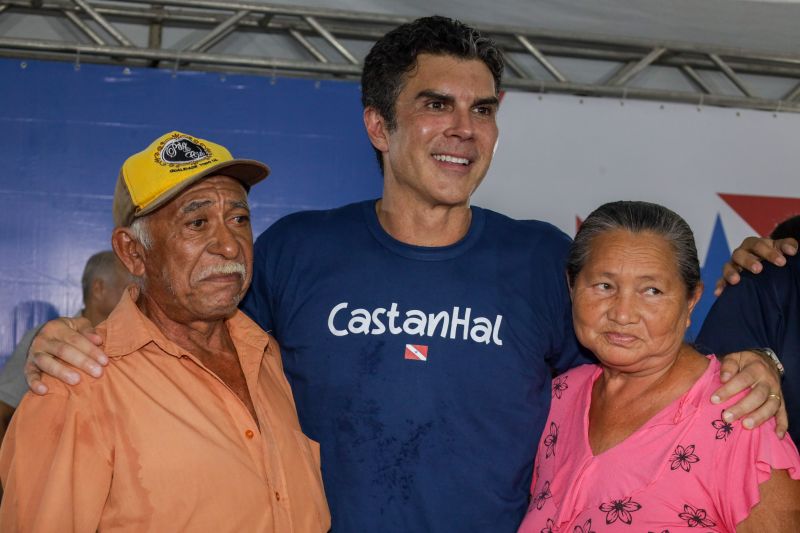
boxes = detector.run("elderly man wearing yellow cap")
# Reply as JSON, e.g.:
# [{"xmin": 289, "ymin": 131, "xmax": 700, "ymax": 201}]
[{"xmin": 0, "ymin": 132, "xmax": 330, "ymax": 532}]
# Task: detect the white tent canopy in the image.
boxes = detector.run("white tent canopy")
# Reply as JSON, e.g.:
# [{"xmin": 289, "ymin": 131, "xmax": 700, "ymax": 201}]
[
  {"xmin": 1, "ymin": 0, "xmax": 799, "ymax": 111},
  {"xmin": 289, "ymin": 0, "xmax": 800, "ymax": 56}
]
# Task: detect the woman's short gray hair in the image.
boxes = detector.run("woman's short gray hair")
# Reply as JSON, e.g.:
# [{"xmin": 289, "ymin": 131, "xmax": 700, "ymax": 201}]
[{"xmin": 566, "ymin": 201, "xmax": 701, "ymax": 295}]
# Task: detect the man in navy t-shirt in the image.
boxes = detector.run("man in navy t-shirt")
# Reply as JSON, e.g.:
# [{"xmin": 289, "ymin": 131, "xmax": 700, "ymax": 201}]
[{"xmin": 240, "ymin": 17, "xmax": 589, "ymax": 530}]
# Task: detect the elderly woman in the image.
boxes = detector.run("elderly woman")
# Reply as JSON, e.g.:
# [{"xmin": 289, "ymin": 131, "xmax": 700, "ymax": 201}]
[{"xmin": 518, "ymin": 201, "xmax": 800, "ymax": 533}]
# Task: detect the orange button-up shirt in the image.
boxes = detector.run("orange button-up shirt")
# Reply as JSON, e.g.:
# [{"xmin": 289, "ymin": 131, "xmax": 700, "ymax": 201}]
[{"xmin": 0, "ymin": 291, "xmax": 330, "ymax": 532}]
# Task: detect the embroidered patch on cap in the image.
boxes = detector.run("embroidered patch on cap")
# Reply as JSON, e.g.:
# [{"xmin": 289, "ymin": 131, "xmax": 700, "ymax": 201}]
[{"xmin": 155, "ymin": 134, "xmax": 212, "ymax": 166}]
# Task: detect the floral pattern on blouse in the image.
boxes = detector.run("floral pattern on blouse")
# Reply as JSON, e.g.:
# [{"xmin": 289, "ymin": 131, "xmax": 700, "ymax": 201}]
[
  {"xmin": 572, "ymin": 518, "xmax": 596, "ymax": 533},
  {"xmin": 552, "ymin": 376, "xmax": 569, "ymax": 399},
  {"xmin": 711, "ymin": 411, "xmax": 734, "ymax": 441},
  {"xmin": 599, "ymin": 497, "xmax": 642, "ymax": 525},
  {"xmin": 538, "ymin": 518, "xmax": 555, "ymax": 533},
  {"xmin": 678, "ymin": 503, "xmax": 716, "ymax": 528},
  {"xmin": 669, "ymin": 444, "xmax": 700, "ymax": 472},
  {"xmin": 544, "ymin": 422, "xmax": 559, "ymax": 458},
  {"xmin": 531, "ymin": 481, "xmax": 552, "ymax": 510}
]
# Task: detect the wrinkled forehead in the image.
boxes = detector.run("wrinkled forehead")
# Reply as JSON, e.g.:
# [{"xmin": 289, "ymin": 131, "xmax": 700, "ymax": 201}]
[
  {"xmin": 404, "ymin": 53, "xmax": 497, "ymax": 93},
  {"xmin": 585, "ymin": 230, "xmax": 681, "ymax": 274},
  {"xmin": 140, "ymin": 175, "xmax": 250, "ymax": 227},
  {"xmin": 171, "ymin": 175, "xmax": 249, "ymax": 207}
]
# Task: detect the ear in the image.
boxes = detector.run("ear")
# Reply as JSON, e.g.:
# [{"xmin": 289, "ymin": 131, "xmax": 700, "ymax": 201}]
[
  {"xmin": 685, "ymin": 282, "xmax": 704, "ymax": 327},
  {"xmin": 112, "ymin": 228, "xmax": 146, "ymax": 278},
  {"xmin": 363, "ymin": 106, "xmax": 390, "ymax": 154},
  {"xmin": 91, "ymin": 277, "xmax": 105, "ymax": 300}
]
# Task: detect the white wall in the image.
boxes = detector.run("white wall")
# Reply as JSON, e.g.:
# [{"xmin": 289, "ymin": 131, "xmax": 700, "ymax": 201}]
[{"xmin": 476, "ymin": 92, "xmax": 800, "ymax": 260}]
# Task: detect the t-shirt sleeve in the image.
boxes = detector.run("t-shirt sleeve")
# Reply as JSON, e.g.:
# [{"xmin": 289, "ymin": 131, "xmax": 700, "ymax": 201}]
[
  {"xmin": 715, "ymin": 417, "xmax": 800, "ymax": 529},
  {"xmin": 696, "ymin": 268, "xmax": 780, "ymax": 356},
  {"xmin": 541, "ymin": 228, "xmax": 594, "ymax": 373},
  {"xmin": 240, "ymin": 229, "xmax": 276, "ymax": 333},
  {"xmin": 0, "ymin": 382, "xmax": 113, "ymax": 531},
  {"xmin": 548, "ymin": 292, "xmax": 593, "ymax": 374}
]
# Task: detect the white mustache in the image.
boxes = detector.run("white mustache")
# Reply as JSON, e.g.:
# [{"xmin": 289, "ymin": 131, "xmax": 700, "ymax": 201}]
[{"xmin": 197, "ymin": 262, "xmax": 247, "ymax": 280}]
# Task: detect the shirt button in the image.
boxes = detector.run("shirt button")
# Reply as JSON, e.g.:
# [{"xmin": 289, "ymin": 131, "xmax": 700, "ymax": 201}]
[
  {"xmin": 245, "ymin": 429, "xmax": 255, "ymax": 439},
  {"xmin": 275, "ymin": 491, "xmax": 281, "ymax": 501}
]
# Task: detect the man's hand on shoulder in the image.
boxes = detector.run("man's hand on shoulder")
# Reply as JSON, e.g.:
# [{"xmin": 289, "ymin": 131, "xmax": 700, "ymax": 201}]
[
  {"xmin": 712, "ymin": 350, "xmax": 787, "ymax": 438},
  {"xmin": 715, "ymin": 236, "xmax": 798, "ymax": 296},
  {"xmin": 25, "ymin": 317, "xmax": 108, "ymax": 394}
]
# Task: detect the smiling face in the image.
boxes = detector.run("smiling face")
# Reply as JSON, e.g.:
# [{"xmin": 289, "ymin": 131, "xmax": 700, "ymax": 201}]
[
  {"xmin": 366, "ymin": 53, "xmax": 500, "ymax": 209},
  {"xmin": 136, "ymin": 175, "xmax": 253, "ymax": 323},
  {"xmin": 570, "ymin": 229, "xmax": 702, "ymax": 373}
]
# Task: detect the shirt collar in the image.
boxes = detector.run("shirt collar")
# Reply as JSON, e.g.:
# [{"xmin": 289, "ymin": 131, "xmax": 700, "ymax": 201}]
[{"xmin": 102, "ymin": 288, "xmax": 271, "ymax": 365}]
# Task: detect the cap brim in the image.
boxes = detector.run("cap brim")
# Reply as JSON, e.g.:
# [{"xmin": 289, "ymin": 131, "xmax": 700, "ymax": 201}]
[{"xmin": 134, "ymin": 158, "xmax": 270, "ymax": 220}]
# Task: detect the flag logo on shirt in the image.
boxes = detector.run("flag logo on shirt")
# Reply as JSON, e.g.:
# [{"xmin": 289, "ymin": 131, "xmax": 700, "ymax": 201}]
[{"xmin": 404, "ymin": 344, "xmax": 428, "ymax": 361}]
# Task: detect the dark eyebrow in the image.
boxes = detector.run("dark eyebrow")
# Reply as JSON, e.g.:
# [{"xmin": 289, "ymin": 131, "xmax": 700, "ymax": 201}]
[
  {"xmin": 229, "ymin": 199, "xmax": 250, "ymax": 210},
  {"xmin": 416, "ymin": 90, "xmax": 454, "ymax": 104},
  {"xmin": 416, "ymin": 90, "xmax": 499, "ymax": 108},
  {"xmin": 474, "ymin": 96, "xmax": 500, "ymax": 108},
  {"xmin": 598, "ymin": 272, "xmax": 665, "ymax": 283}
]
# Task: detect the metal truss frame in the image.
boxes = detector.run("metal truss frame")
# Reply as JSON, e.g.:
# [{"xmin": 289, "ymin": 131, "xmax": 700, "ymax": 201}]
[{"xmin": 1, "ymin": 0, "xmax": 799, "ymax": 112}]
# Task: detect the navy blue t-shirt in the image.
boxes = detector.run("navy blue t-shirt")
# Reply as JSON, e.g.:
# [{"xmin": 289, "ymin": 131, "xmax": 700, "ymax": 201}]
[
  {"xmin": 241, "ymin": 200, "xmax": 588, "ymax": 532},
  {"xmin": 696, "ymin": 254, "xmax": 799, "ymax": 443}
]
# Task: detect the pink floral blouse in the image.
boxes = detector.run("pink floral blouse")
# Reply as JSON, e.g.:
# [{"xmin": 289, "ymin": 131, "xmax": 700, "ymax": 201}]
[{"xmin": 518, "ymin": 356, "xmax": 800, "ymax": 533}]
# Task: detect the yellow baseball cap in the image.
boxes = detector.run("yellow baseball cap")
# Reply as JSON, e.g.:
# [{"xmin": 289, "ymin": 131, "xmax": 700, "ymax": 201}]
[{"xmin": 112, "ymin": 131, "xmax": 270, "ymax": 226}]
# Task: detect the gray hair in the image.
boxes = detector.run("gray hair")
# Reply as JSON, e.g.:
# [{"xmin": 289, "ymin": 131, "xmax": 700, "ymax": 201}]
[
  {"xmin": 129, "ymin": 216, "xmax": 152, "ymax": 250},
  {"xmin": 81, "ymin": 250, "xmax": 121, "ymax": 302},
  {"xmin": 567, "ymin": 201, "xmax": 701, "ymax": 295}
]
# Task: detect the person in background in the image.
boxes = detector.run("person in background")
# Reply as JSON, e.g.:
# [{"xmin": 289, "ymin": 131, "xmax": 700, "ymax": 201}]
[
  {"xmin": 0, "ymin": 132, "xmax": 329, "ymax": 531},
  {"xmin": 715, "ymin": 221, "xmax": 798, "ymax": 296},
  {"xmin": 770, "ymin": 215, "xmax": 800, "ymax": 242},
  {"xmin": 698, "ymin": 214, "xmax": 800, "ymax": 442},
  {"xmin": 0, "ymin": 251, "xmax": 130, "ymax": 444},
  {"xmin": 519, "ymin": 202, "xmax": 799, "ymax": 533}
]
